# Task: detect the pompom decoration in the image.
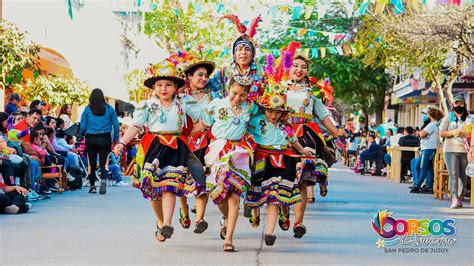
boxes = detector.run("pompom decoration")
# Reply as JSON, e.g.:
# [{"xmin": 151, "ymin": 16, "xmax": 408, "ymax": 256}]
[{"xmin": 264, "ymin": 54, "xmax": 275, "ymax": 76}]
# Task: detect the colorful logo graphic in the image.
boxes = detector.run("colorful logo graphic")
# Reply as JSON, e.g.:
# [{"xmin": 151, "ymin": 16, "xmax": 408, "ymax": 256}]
[{"xmin": 371, "ymin": 210, "xmax": 457, "ymax": 249}]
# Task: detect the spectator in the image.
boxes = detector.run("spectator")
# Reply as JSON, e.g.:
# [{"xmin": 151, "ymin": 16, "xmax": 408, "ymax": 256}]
[
  {"xmin": 58, "ymin": 104, "xmax": 74, "ymax": 129},
  {"xmin": 29, "ymin": 100, "xmax": 46, "ymax": 112},
  {"xmin": 106, "ymin": 151, "xmax": 129, "ymax": 187},
  {"xmin": 440, "ymin": 94, "xmax": 470, "ymax": 209},
  {"xmin": 358, "ymin": 131, "xmax": 380, "ymax": 173},
  {"xmin": 5, "ymin": 93, "xmax": 21, "ymax": 115},
  {"xmin": 79, "ymin": 88, "xmax": 120, "ymax": 194},
  {"xmin": 0, "ymin": 174, "xmax": 30, "ymax": 214},
  {"xmin": 410, "ymin": 107, "xmax": 444, "ymax": 194},
  {"xmin": 390, "ymin": 127, "xmax": 404, "ymax": 148},
  {"xmin": 398, "ymin": 126, "xmax": 420, "ymax": 182}
]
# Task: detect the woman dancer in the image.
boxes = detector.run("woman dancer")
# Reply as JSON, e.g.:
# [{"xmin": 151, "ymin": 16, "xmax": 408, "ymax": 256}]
[
  {"xmin": 172, "ymin": 52, "xmax": 217, "ymax": 234},
  {"xmin": 279, "ymin": 42, "xmax": 342, "ymax": 239}
]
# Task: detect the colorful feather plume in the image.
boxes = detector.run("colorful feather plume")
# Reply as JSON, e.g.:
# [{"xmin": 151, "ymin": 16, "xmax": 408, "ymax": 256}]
[
  {"xmin": 218, "ymin": 14, "xmax": 246, "ymax": 34},
  {"xmin": 246, "ymin": 16, "xmax": 262, "ymax": 38},
  {"xmin": 264, "ymin": 54, "xmax": 275, "ymax": 76}
]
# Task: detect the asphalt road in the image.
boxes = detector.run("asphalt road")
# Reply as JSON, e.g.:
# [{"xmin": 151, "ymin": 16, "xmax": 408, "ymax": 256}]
[{"xmin": 1, "ymin": 164, "xmax": 473, "ymax": 265}]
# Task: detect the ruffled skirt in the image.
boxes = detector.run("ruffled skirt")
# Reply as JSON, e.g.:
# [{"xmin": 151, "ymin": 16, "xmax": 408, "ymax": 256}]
[
  {"xmin": 205, "ymin": 139, "xmax": 254, "ymax": 205},
  {"xmin": 246, "ymin": 151, "xmax": 301, "ymax": 208}
]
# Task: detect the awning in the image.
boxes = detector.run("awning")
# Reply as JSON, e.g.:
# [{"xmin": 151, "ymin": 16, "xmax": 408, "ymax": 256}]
[
  {"xmin": 398, "ymin": 89, "xmax": 438, "ymax": 105},
  {"xmin": 22, "ymin": 47, "xmax": 74, "ymax": 79}
]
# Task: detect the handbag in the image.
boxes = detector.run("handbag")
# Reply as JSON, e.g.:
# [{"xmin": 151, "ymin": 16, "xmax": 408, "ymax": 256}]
[{"xmin": 65, "ymin": 122, "xmax": 81, "ymax": 137}]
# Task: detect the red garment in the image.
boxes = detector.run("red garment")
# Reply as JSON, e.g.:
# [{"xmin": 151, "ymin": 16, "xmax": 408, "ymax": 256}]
[{"xmin": 13, "ymin": 120, "xmax": 30, "ymax": 143}]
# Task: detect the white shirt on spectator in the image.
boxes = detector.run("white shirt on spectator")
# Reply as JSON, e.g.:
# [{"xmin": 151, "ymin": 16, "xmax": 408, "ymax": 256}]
[
  {"xmin": 389, "ymin": 133, "xmax": 403, "ymax": 147},
  {"xmin": 420, "ymin": 121, "xmax": 438, "ymax": 150}
]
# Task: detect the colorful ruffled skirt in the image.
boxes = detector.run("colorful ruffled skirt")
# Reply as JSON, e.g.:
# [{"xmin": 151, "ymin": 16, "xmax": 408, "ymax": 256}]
[
  {"xmin": 184, "ymin": 131, "xmax": 213, "ymax": 197},
  {"xmin": 205, "ymin": 138, "xmax": 254, "ymax": 205},
  {"xmin": 293, "ymin": 120, "xmax": 330, "ymax": 188},
  {"xmin": 246, "ymin": 146, "xmax": 301, "ymax": 208},
  {"xmin": 132, "ymin": 134, "xmax": 205, "ymax": 201}
]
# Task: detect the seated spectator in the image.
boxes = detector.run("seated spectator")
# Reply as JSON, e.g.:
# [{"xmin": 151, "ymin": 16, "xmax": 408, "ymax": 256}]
[
  {"xmin": 358, "ymin": 131, "xmax": 380, "ymax": 173},
  {"xmin": 29, "ymin": 100, "xmax": 46, "ymax": 113},
  {"xmin": 5, "ymin": 93, "xmax": 21, "ymax": 115},
  {"xmin": 58, "ymin": 104, "xmax": 74, "ymax": 129},
  {"xmin": 55, "ymin": 129, "xmax": 81, "ymax": 168},
  {"xmin": 384, "ymin": 127, "xmax": 405, "ymax": 166},
  {"xmin": 106, "ymin": 151, "xmax": 129, "ymax": 187},
  {"xmin": 399, "ymin": 126, "xmax": 420, "ymax": 182},
  {"xmin": 0, "ymin": 174, "xmax": 30, "ymax": 214}
]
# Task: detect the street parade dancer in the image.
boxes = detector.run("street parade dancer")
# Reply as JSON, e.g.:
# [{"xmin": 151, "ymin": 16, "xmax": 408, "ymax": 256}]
[
  {"xmin": 114, "ymin": 59, "xmax": 206, "ymax": 242},
  {"xmin": 245, "ymin": 53, "xmax": 313, "ymax": 246},
  {"xmin": 171, "ymin": 52, "xmax": 217, "ymax": 234},
  {"xmin": 202, "ymin": 75, "xmax": 259, "ymax": 252},
  {"xmin": 208, "ymin": 15, "xmax": 264, "ymax": 102},
  {"xmin": 278, "ymin": 42, "xmax": 342, "ymax": 239}
]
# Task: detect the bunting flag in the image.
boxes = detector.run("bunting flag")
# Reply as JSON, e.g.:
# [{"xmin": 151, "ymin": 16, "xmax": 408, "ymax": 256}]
[
  {"xmin": 297, "ymin": 28, "xmax": 308, "ymax": 37},
  {"xmin": 336, "ymin": 46, "xmax": 344, "ymax": 55},
  {"xmin": 270, "ymin": 6, "xmax": 279, "ymax": 20},
  {"xmin": 317, "ymin": 4, "xmax": 328, "ymax": 19},
  {"xmin": 292, "ymin": 6, "xmax": 302, "ymax": 20},
  {"xmin": 304, "ymin": 6, "xmax": 314, "ymax": 19},
  {"xmin": 311, "ymin": 48, "xmax": 319, "ymax": 58},
  {"xmin": 320, "ymin": 47, "xmax": 327, "ymax": 58},
  {"xmin": 192, "ymin": 2, "xmax": 202, "ymax": 13},
  {"xmin": 217, "ymin": 3, "xmax": 225, "ymax": 13},
  {"xmin": 358, "ymin": 0, "xmax": 370, "ymax": 15}
]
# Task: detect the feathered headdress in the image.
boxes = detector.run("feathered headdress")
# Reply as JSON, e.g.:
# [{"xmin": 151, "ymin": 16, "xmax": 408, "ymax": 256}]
[{"xmin": 219, "ymin": 15, "xmax": 262, "ymax": 60}]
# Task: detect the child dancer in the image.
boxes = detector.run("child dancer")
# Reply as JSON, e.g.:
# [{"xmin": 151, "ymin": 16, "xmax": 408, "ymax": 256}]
[
  {"xmin": 202, "ymin": 75, "xmax": 258, "ymax": 252},
  {"xmin": 246, "ymin": 62, "xmax": 312, "ymax": 245},
  {"xmin": 114, "ymin": 59, "xmax": 205, "ymax": 242}
]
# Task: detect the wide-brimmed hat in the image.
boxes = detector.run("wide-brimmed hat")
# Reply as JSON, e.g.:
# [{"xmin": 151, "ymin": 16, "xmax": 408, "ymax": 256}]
[
  {"xmin": 169, "ymin": 52, "xmax": 215, "ymax": 80},
  {"xmin": 143, "ymin": 59, "xmax": 186, "ymax": 89}
]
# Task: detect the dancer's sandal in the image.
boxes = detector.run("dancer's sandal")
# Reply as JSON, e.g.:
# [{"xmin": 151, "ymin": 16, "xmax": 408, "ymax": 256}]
[
  {"xmin": 194, "ymin": 219, "xmax": 208, "ymax": 234},
  {"xmin": 220, "ymin": 226, "xmax": 227, "ymax": 240},
  {"xmin": 278, "ymin": 208, "xmax": 290, "ymax": 231},
  {"xmin": 319, "ymin": 184, "xmax": 328, "ymax": 197},
  {"xmin": 249, "ymin": 211, "xmax": 260, "ymax": 228},
  {"xmin": 264, "ymin": 234, "xmax": 277, "ymax": 246},
  {"xmin": 155, "ymin": 223, "xmax": 166, "ymax": 242},
  {"xmin": 293, "ymin": 223, "xmax": 307, "ymax": 239},
  {"xmin": 223, "ymin": 243, "xmax": 235, "ymax": 252},
  {"xmin": 179, "ymin": 205, "xmax": 191, "ymax": 229},
  {"xmin": 161, "ymin": 225, "xmax": 174, "ymax": 239}
]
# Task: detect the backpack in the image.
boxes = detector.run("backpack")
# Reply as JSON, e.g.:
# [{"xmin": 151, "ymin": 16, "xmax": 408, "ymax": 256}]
[{"xmin": 68, "ymin": 167, "xmax": 85, "ymax": 189}]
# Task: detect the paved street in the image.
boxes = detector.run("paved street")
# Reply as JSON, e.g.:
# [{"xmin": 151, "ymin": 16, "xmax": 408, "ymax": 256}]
[{"xmin": 1, "ymin": 164, "xmax": 473, "ymax": 266}]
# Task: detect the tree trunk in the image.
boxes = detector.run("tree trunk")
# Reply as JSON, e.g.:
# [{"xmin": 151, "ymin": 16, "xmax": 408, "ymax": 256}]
[{"xmin": 431, "ymin": 68, "xmax": 448, "ymax": 115}]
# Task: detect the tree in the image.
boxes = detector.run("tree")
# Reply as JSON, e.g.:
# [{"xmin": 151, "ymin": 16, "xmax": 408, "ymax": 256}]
[
  {"xmin": 0, "ymin": 20, "xmax": 40, "ymax": 86},
  {"xmin": 355, "ymin": 4, "xmax": 474, "ymax": 114},
  {"xmin": 259, "ymin": 3, "xmax": 391, "ymax": 124},
  {"xmin": 14, "ymin": 75, "xmax": 90, "ymax": 108},
  {"xmin": 124, "ymin": 68, "xmax": 152, "ymax": 103}
]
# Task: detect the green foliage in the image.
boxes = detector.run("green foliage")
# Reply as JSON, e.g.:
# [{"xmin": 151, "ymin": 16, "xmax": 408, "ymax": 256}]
[
  {"xmin": 15, "ymin": 75, "xmax": 91, "ymax": 107},
  {"xmin": 0, "ymin": 20, "xmax": 40, "ymax": 85},
  {"xmin": 124, "ymin": 68, "xmax": 149, "ymax": 103},
  {"xmin": 143, "ymin": 0, "xmax": 240, "ymax": 66}
]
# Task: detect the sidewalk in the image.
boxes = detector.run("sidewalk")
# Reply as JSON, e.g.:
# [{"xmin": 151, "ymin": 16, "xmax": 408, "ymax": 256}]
[{"xmin": 0, "ymin": 164, "xmax": 473, "ymax": 265}]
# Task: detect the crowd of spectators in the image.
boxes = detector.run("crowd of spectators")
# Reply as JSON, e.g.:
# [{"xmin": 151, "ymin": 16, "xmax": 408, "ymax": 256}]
[{"xmin": 1, "ymin": 91, "xmax": 129, "ymax": 215}]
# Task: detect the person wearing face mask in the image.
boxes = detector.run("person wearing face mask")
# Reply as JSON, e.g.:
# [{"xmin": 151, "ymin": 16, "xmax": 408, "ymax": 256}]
[
  {"xmin": 410, "ymin": 107, "xmax": 444, "ymax": 194},
  {"xmin": 171, "ymin": 52, "xmax": 216, "ymax": 234},
  {"xmin": 208, "ymin": 15, "xmax": 264, "ymax": 101},
  {"xmin": 439, "ymin": 95, "xmax": 470, "ymax": 208}
]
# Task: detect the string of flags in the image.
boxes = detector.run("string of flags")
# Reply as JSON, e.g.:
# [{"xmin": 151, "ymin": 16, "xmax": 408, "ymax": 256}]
[{"xmin": 262, "ymin": 45, "xmax": 356, "ymax": 59}]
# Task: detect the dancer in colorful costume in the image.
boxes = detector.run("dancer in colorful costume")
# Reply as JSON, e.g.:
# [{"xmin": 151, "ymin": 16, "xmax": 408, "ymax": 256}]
[
  {"xmin": 114, "ymin": 59, "xmax": 205, "ymax": 242},
  {"xmin": 279, "ymin": 42, "xmax": 343, "ymax": 239},
  {"xmin": 208, "ymin": 15, "xmax": 264, "ymax": 101},
  {"xmin": 170, "ymin": 52, "xmax": 217, "ymax": 234},
  {"xmin": 202, "ymin": 75, "xmax": 258, "ymax": 252},
  {"xmin": 245, "ymin": 53, "xmax": 313, "ymax": 246}
]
